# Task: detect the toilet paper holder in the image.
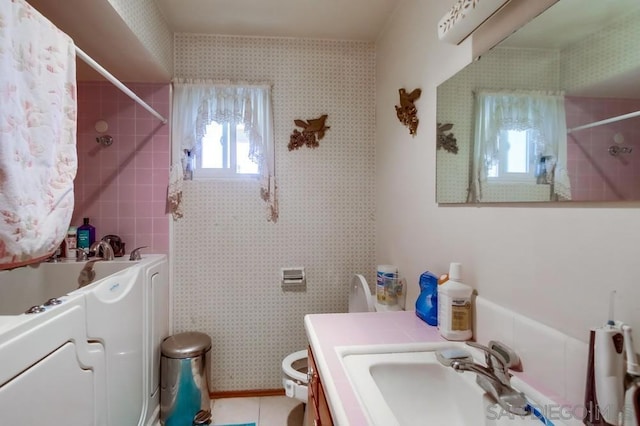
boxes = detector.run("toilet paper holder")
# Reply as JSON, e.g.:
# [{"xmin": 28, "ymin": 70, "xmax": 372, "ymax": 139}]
[{"xmin": 281, "ymin": 267, "xmax": 306, "ymax": 292}]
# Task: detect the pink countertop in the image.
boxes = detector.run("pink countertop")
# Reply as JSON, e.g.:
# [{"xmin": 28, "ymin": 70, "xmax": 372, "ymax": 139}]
[
  {"xmin": 304, "ymin": 310, "xmax": 447, "ymax": 425},
  {"xmin": 304, "ymin": 310, "xmax": 576, "ymax": 426}
]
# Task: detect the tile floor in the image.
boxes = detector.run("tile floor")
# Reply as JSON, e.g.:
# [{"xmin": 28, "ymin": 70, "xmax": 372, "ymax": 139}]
[{"xmin": 209, "ymin": 396, "xmax": 305, "ymax": 426}]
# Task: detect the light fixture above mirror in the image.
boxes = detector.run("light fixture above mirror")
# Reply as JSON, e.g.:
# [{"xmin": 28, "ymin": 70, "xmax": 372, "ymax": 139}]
[{"xmin": 437, "ymin": 0, "xmax": 510, "ymax": 45}]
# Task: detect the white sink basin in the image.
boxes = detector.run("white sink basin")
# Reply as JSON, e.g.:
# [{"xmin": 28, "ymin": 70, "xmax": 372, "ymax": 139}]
[{"xmin": 338, "ymin": 343, "xmax": 562, "ymax": 426}]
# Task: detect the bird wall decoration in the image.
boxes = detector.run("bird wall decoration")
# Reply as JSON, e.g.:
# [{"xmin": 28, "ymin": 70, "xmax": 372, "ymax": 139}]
[
  {"xmin": 288, "ymin": 114, "xmax": 330, "ymax": 150},
  {"xmin": 395, "ymin": 88, "xmax": 421, "ymax": 136},
  {"xmin": 437, "ymin": 122, "xmax": 459, "ymax": 154}
]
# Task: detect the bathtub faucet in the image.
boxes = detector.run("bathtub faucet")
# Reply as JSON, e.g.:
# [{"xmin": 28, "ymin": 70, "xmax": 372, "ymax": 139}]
[{"xmin": 89, "ymin": 240, "xmax": 114, "ymax": 261}]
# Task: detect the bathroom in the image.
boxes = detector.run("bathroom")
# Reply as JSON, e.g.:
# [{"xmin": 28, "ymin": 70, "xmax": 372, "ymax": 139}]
[{"xmin": 3, "ymin": 0, "xmax": 640, "ymax": 424}]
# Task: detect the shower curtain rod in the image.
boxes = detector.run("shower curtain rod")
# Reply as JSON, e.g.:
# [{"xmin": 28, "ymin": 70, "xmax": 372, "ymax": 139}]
[
  {"xmin": 567, "ymin": 109, "xmax": 640, "ymax": 133},
  {"xmin": 75, "ymin": 47, "xmax": 168, "ymax": 124}
]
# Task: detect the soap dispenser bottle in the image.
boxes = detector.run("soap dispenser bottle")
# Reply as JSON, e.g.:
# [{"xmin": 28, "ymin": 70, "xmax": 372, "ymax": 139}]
[
  {"xmin": 415, "ymin": 271, "xmax": 438, "ymax": 326},
  {"xmin": 437, "ymin": 262, "xmax": 473, "ymax": 341}
]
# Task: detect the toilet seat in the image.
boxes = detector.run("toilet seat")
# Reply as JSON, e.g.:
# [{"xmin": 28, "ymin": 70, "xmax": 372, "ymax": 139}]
[
  {"xmin": 282, "ymin": 349, "xmax": 308, "ymax": 383},
  {"xmin": 282, "ymin": 274, "xmax": 380, "ymax": 403},
  {"xmin": 348, "ymin": 274, "xmax": 375, "ymax": 313}
]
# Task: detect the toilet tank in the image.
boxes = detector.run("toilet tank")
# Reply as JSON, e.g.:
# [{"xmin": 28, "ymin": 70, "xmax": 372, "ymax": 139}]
[{"xmin": 348, "ymin": 274, "xmax": 374, "ymax": 313}]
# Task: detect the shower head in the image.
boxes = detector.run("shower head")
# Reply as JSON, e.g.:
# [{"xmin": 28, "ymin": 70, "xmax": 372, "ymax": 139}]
[{"xmin": 96, "ymin": 135, "xmax": 114, "ymax": 146}]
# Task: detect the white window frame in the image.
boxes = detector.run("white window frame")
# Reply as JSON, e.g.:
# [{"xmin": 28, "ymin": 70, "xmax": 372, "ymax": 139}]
[
  {"xmin": 193, "ymin": 121, "xmax": 260, "ymax": 179},
  {"xmin": 487, "ymin": 129, "xmax": 538, "ymax": 184}
]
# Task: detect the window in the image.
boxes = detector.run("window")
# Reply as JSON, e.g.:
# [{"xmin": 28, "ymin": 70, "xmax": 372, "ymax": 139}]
[
  {"xmin": 171, "ymin": 81, "xmax": 278, "ymax": 221},
  {"xmin": 195, "ymin": 121, "xmax": 259, "ymax": 178},
  {"xmin": 487, "ymin": 129, "xmax": 537, "ymax": 182}
]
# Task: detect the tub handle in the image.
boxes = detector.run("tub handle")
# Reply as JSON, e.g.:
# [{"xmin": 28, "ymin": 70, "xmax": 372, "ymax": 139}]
[
  {"xmin": 25, "ymin": 305, "xmax": 46, "ymax": 314},
  {"xmin": 76, "ymin": 248, "xmax": 89, "ymax": 261},
  {"xmin": 129, "ymin": 246, "xmax": 148, "ymax": 261}
]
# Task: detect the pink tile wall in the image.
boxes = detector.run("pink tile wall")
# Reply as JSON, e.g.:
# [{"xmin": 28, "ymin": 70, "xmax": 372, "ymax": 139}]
[
  {"xmin": 74, "ymin": 82, "xmax": 171, "ymax": 255},
  {"xmin": 566, "ymin": 96, "xmax": 640, "ymax": 201}
]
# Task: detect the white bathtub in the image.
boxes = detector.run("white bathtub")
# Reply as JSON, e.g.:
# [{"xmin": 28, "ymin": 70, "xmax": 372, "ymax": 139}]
[{"xmin": 0, "ymin": 254, "xmax": 169, "ymax": 426}]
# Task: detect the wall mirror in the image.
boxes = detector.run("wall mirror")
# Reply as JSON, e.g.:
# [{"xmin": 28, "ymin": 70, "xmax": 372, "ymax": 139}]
[{"xmin": 436, "ymin": 0, "xmax": 640, "ymax": 203}]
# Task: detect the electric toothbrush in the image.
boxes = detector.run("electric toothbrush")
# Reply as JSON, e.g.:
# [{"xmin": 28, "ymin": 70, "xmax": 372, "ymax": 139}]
[
  {"xmin": 594, "ymin": 321, "xmax": 625, "ymax": 425},
  {"xmin": 622, "ymin": 325, "xmax": 640, "ymax": 426},
  {"xmin": 585, "ymin": 291, "xmax": 626, "ymax": 425}
]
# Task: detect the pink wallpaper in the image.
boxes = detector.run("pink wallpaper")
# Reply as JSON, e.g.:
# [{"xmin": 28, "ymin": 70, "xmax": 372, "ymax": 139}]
[
  {"xmin": 73, "ymin": 82, "xmax": 170, "ymax": 255},
  {"xmin": 566, "ymin": 96, "xmax": 640, "ymax": 201}
]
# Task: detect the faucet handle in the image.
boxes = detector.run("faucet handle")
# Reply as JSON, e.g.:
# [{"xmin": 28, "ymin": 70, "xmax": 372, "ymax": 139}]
[
  {"xmin": 76, "ymin": 248, "xmax": 89, "ymax": 261},
  {"xmin": 129, "ymin": 246, "xmax": 148, "ymax": 261},
  {"xmin": 488, "ymin": 340, "xmax": 522, "ymax": 372},
  {"xmin": 466, "ymin": 341, "xmax": 510, "ymax": 375}
]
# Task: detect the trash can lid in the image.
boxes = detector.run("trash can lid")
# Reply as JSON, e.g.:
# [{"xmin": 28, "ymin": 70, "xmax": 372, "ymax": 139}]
[{"xmin": 161, "ymin": 331, "xmax": 211, "ymax": 358}]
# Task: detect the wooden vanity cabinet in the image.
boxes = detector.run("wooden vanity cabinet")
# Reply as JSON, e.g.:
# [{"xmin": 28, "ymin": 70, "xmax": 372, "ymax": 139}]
[{"xmin": 307, "ymin": 345, "xmax": 334, "ymax": 426}]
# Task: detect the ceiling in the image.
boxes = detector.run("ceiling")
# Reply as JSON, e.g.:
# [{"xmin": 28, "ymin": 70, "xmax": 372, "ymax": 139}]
[
  {"xmin": 154, "ymin": 0, "xmax": 401, "ymax": 41},
  {"xmin": 27, "ymin": 0, "xmax": 402, "ymax": 82},
  {"xmin": 26, "ymin": 0, "xmax": 640, "ymax": 93}
]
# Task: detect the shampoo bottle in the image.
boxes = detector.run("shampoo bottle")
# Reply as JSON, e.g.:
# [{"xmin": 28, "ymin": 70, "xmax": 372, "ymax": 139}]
[
  {"xmin": 77, "ymin": 217, "xmax": 96, "ymax": 250},
  {"xmin": 437, "ymin": 262, "xmax": 473, "ymax": 341}
]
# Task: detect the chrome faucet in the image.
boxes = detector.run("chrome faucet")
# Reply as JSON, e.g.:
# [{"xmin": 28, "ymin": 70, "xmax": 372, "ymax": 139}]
[
  {"xmin": 76, "ymin": 247, "xmax": 89, "ymax": 261},
  {"xmin": 89, "ymin": 240, "xmax": 114, "ymax": 260},
  {"xmin": 441, "ymin": 341, "xmax": 529, "ymax": 416},
  {"xmin": 129, "ymin": 246, "xmax": 148, "ymax": 261},
  {"xmin": 77, "ymin": 259, "xmax": 98, "ymax": 288}
]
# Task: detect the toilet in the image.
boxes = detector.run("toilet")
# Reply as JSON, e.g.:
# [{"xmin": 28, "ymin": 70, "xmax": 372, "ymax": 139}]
[{"xmin": 282, "ymin": 274, "xmax": 401, "ymax": 402}]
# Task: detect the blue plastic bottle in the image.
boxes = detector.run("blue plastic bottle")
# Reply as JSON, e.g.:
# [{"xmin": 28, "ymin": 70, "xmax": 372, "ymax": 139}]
[{"xmin": 415, "ymin": 271, "xmax": 438, "ymax": 326}]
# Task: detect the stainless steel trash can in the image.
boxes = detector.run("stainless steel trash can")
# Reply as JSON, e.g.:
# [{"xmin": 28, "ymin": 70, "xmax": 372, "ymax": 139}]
[{"xmin": 160, "ymin": 332, "xmax": 212, "ymax": 426}]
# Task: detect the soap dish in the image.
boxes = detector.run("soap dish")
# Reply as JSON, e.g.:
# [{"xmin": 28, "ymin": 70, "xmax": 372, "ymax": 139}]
[{"xmin": 435, "ymin": 348, "xmax": 473, "ymax": 367}]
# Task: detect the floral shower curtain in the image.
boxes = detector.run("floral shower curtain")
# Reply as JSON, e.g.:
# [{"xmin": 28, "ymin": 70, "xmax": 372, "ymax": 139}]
[
  {"xmin": 169, "ymin": 79, "xmax": 277, "ymax": 222},
  {"xmin": 0, "ymin": 0, "xmax": 77, "ymax": 269},
  {"xmin": 469, "ymin": 89, "xmax": 571, "ymax": 202}
]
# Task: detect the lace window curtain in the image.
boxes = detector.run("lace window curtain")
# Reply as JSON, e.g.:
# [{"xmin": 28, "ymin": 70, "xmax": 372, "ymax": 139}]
[
  {"xmin": 168, "ymin": 79, "xmax": 278, "ymax": 222},
  {"xmin": 469, "ymin": 89, "xmax": 571, "ymax": 202}
]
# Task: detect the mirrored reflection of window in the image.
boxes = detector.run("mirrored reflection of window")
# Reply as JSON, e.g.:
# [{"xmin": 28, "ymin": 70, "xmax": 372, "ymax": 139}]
[
  {"xmin": 469, "ymin": 90, "xmax": 570, "ymax": 202},
  {"xmin": 487, "ymin": 130, "xmax": 536, "ymax": 182}
]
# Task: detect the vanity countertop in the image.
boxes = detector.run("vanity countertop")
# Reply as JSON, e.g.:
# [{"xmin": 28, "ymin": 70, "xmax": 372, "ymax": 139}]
[
  {"xmin": 304, "ymin": 310, "xmax": 447, "ymax": 425},
  {"xmin": 305, "ymin": 310, "xmax": 580, "ymax": 426}
]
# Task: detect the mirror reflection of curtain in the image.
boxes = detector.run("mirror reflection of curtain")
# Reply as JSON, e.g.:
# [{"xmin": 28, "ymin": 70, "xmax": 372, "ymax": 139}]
[
  {"xmin": 169, "ymin": 79, "xmax": 277, "ymax": 222},
  {"xmin": 469, "ymin": 90, "xmax": 571, "ymax": 202}
]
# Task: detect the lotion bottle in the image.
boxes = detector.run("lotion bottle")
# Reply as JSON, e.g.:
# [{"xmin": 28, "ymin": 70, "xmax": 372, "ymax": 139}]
[
  {"xmin": 64, "ymin": 226, "xmax": 77, "ymax": 260},
  {"xmin": 437, "ymin": 262, "xmax": 473, "ymax": 341}
]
